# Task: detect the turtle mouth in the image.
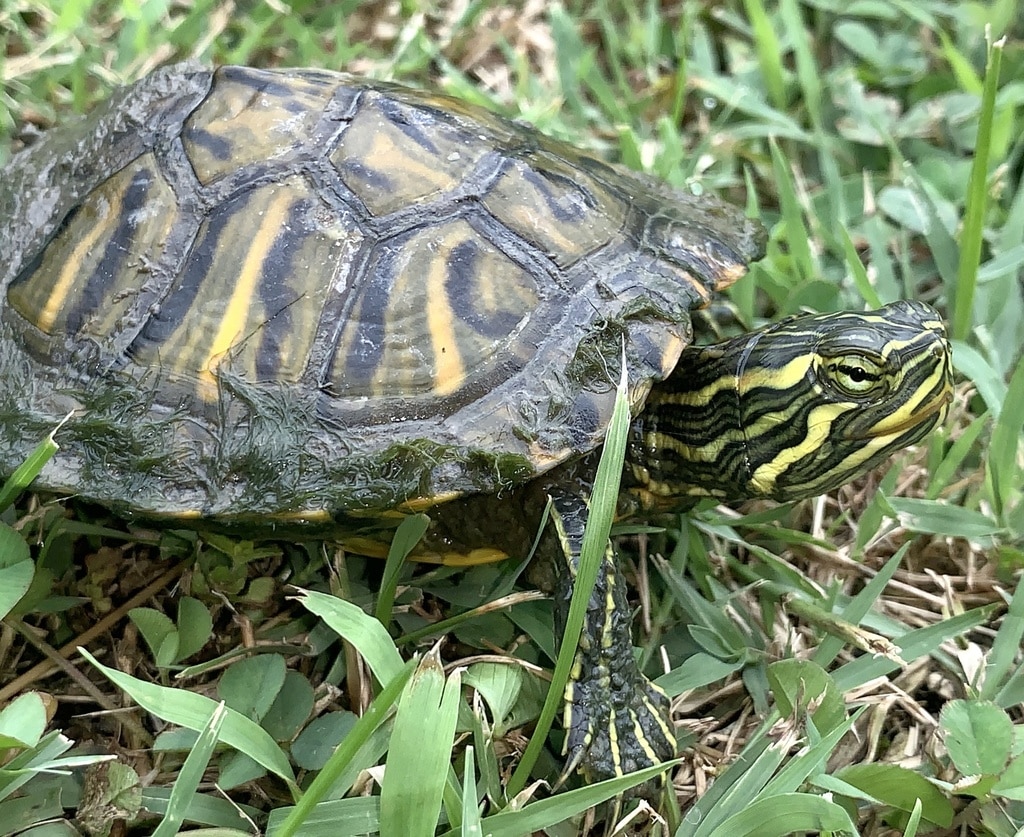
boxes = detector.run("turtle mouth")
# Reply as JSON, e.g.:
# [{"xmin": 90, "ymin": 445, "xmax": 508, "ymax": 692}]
[
  {"xmin": 855, "ymin": 334, "xmax": 953, "ymax": 441},
  {"xmin": 860, "ymin": 389, "xmax": 951, "ymax": 440}
]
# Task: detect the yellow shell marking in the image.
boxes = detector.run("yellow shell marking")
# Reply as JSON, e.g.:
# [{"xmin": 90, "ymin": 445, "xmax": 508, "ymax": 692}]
[
  {"xmin": 399, "ymin": 491, "xmax": 462, "ymax": 511},
  {"xmin": 426, "ymin": 236, "xmax": 466, "ymax": 396},
  {"xmin": 271, "ymin": 509, "xmax": 333, "ymax": 523},
  {"xmin": 366, "ymin": 130, "xmax": 458, "ymax": 203},
  {"xmin": 426, "ymin": 547, "xmax": 509, "ymax": 566},
  {"xmin": 332, "ymin": 97, "xmax": 479, "ymax": 216},
  {"xmin": 199, "ymin": 188, "xmax": 293, "ymax": 395},
  {"xmin": 342, "ymin": 535, "xmax": 507, "ymax": 566},
  {"xmin": 38, "ymin": 196, "xmax": 121, "ymax": 334}
]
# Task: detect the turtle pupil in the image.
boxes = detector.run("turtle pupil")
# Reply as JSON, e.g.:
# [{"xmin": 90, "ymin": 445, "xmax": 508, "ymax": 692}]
[{"xmin": 835, "ymin": 362, "xmax": 877, "ymax": 383}]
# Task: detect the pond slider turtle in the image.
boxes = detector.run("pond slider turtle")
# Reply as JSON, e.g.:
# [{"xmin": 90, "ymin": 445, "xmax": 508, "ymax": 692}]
[{"xmin": 0, "ymin": 65, "xmax": 953, "ymax": 782}]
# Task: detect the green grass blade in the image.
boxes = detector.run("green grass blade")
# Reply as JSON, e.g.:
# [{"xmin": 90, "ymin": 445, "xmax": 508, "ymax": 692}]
[
  {"xmin": 268, "ymin": 797, "xmax": 381, "ymax": 835},
  {"xmin": 987, "ymin": 356, "xmax": 1024, "ymax": 520},
  {"xmin": 374, "ymin": 513, "xmax": 429, "ymax": 626},
  {"xmin": 743, "ymin": 0, "xmax": 786, "ymax": 110},
  {"xmin": 270, "ymin": 659, "xmax": 415, "ymax": 837},
  {"xmin": 151, "ymin": 702, "xmax": 227, "ymax": 837},
  {"xmin": 885, "ymin": 496, "xmax": 1002, "ymax": 542},
  {"xmin": 140, "ymin": 786, "xmax": 259, "ymax": 829},
  {"xmin": 763, "ymin": 711, "xmax": 863, "ymax": 798},
  {"xmin": 445, "ymin": 761, "xmax": 678, "ymax": 837},
  {"xmin": 769, "ymin": 137, "xmax": 816, "ymax": 284},
  {"xmin": 953, "ymin": 341, "xmax": 1008, "ymax": 417},
  {"xmin": 984, "ymin": 575, "xmax": 1024, "ymax": 703},
  {"xmin": 862, "ymin": 209, "xmax": 902, "ymax": 304},
  {"xmin": 903, "ymin": 798, "xmax": 924, "ymax": 836},
  {"xmin": 812, "ymin": 546, "xmax": 908, "ymax": 666},
  {"xmin": 952, "ymin": 35, "xmax": 1004, "ymax": 340},
  {"xmin": 295, "ymin": 588, "xmax": 404, "ymax": 684},
  {"xmin": 380, "ymin": 652, "xmax": 461, "ymax": 837},
  {"xmin": 780, "ymin": 0, "xmax": 820, "ymax": 123},
  {"xmin": 506, "ymin": 356, "xmax": 632, "ymax": 797},
  {"xmin": 927, "ymin": 412, "xmax": 988, "ymax": 499},
  {"xmin": 461, "ymin": 745, "xmax": 482, "ymax": 836},
  {"xmin": 837, "ymin": 225, "xmax": 884, "ymax": 309},
  {"xmin": 0, "ymin": 427, "xmax": 61, "ymax": 512},
  {"xmin": 833, "ymin": 608, "xmax": 995, "ymax": 692},
  {"xmin": 706, "ymin": 792, "xmax": 858, "ymax": 836},
  {"xmin": 577, "ymin": 361, "xmax": 631, "ymax": 589},
  {"xmin": 687, "ymin": 731, "xmax": 784, "ymax": 837},
  {"xmin": 79, "ymin": 648, "xmax": 298, "ymax": 795}
]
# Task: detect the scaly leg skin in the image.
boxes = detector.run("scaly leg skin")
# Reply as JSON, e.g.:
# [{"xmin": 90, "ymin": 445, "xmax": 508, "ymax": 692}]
[{"xmin": 547, "ymin": 489, "xmax": 676, "ymax": 784}]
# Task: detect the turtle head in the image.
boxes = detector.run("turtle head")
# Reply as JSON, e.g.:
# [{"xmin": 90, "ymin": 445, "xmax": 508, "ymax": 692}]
[{"xmin": 632, "ymin": 300, "xmax": 953, "ymax": 504}]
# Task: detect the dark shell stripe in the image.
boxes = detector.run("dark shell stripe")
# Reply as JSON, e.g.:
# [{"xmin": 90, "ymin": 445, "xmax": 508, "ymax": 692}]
[
  {"xmin": 331, "ymin": 93, "xmax": 492, "ymax": 217},
  {"xmin": 7, "ymin": 156, "xmax": 179, "ymax": 341},
  {"xmin": 128, "ymin": 177, "xmax": 344, "ymax": 389},
  {"xmin": 330, "ymin": 219, "xmax": 541, "ymax": 398},
  {"xmin": 128, "ymin": 184, "xmax": 245, "ymax": 349},
  {"xmin": 67, "ymin": 166, "xmax": 155, "ymax": 335},
  {"xmin": 444, "ymin": 240, "xmax": 531, "ymax": 340},
  {"xmin": 376, "ymin": 95, "xmax": 445, "ymax": 156},
  {"xmin": 182, "ymin": 67, "xmax": 339, "ymax": 184},
  {"xmin": 253, "ymin": 197, "xmax": 334, "ymax": 381},
  {"xmin": 0, "ymin": 64, "xmax": 763, "ymax": 515}
]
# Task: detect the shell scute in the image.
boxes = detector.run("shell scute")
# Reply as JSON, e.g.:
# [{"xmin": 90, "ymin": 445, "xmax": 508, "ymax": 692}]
[
  {"xmin": 7, "ymin": 153, "xmax": 179, "ymax": 340},
  {"xmin": 126, "ymin": 176, "xmax": 353, "ymax": 389},
  {"xmin": 481, "ymin": 151, "xmax": 627, "ymax": 269},
  {"xmin": 182, "ymin": 66, "xmax": 339, "ymax": 184},
  {"xmin": 331, "ymin": 91, "xmax": 492, "ymax": 216},
  {"xmin": 330, "ymin": 218, "xmax": 540, "ymax": 401}
]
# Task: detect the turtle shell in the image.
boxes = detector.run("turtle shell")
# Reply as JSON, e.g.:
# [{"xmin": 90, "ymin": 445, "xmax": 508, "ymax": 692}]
[{"xmin": 0, "ymin": 64, "xmax": 764, "ymax": 519}]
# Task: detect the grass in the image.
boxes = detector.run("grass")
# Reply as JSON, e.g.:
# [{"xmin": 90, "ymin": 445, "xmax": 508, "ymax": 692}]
[{"xmin": 2, "ymin": 1, "xmax": 1024, "ymax": 835}]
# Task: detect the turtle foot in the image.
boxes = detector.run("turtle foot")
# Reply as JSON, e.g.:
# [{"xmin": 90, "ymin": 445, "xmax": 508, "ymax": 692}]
[{"xmin": 562, "ymin": 656, "xmax": 676, "ymax": 782}]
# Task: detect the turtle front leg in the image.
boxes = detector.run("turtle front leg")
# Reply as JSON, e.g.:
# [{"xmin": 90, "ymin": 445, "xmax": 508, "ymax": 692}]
[{"xmin": 546, "ymin": 489, "xmax": 676, "ymax": 782}]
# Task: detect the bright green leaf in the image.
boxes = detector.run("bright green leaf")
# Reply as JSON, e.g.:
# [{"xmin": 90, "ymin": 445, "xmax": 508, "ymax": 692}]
[
  {"xmin": 706, "ymin": 791, "xmax": 857, "ymax": 836},
  {"xmin": 79, "ymin": 648, "xmax": 297, "ymax": 793},
  {"xmin": 941, "ymin": 699, "xmax": 1013, "ymax": 775},
  {"xmin": 0, "ymin": 693, "xmax": 47, "ymax": 750},
  {"xmin": 381, "ymin": 652, "xmax": 461, "ymax": 837},
  {"xmin": 174, "ymin": 597, "xmax": 213, "ymax": 661},
  {"xmin": 767, "ymin": 659, "xmax": 847, "ymax": 737},
  {"xmin": 836, "ymin": 763, "xmax": 954, "ymax": 826},
  {"xmin": 129, "ymin": 607, "xmax": 178, "ymax": 668}
]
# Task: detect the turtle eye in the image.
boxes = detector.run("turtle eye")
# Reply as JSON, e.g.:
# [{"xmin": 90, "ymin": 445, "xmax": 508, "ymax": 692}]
[{"xmin": 822, "ymin": 354, "xmax": 890, "ymax": 398}]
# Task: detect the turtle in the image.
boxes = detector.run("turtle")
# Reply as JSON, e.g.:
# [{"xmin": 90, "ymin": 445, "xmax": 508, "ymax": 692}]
[{"xmin": 0, "ymin": 64, "xmax": 954, "ymax": 784}]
